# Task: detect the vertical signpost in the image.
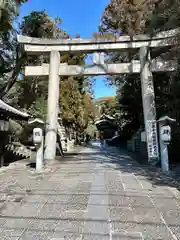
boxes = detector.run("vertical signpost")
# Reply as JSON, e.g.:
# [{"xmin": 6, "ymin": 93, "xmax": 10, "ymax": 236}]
[
  {"xmin": 140, "ymin": 47, "xmax": 159, "ymax": 163},
  {"xmin": 146, "ymin": 120, "xmax": 159, "ymax": 160}
]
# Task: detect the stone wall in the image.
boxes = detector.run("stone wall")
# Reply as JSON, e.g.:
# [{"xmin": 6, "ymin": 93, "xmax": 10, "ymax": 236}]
[{"xmin": 127, "ymin": 127, "xmax": 148, "ymax": 163}]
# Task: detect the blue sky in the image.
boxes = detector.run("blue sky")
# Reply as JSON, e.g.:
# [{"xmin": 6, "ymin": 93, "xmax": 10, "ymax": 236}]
[{"xmin": 19, "ymin": 0, "xmax": 116, "ymax": 99}]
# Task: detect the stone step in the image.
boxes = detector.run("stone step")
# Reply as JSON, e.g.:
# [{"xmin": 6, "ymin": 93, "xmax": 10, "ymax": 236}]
[{"xmin": 5, "ymin": 142, "xmax": 32, "ymax": 158}]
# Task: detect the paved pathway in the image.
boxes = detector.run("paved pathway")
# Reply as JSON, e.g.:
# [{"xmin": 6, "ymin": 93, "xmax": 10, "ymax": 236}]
[{"xmin": 0, "ymin": 146, "xmax": 180, "ymax": 239}]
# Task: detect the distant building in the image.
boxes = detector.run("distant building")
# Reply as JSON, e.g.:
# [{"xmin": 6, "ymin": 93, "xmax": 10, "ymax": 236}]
[{"xmin": 95, "ymin": 114, "xmax": 118, "ymax": 139}]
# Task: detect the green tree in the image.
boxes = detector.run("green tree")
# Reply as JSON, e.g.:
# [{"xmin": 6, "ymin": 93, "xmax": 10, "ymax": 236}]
[
  {"xmin": 17, "ymin": 10, "xmax": 95, "ymax": 134},
  {"xmin": 95, "ymin": 96, "xmax": 122, "ymax": 126},
  {"xmin": 144, "ymin": 0, "xmax": 180, "ymax": 161},
  {"xmin": 0, "ymin": 0, "xmax": 27, "ymax": 96},
  {"xmin": 100, "ymin": 0, "xmax": 180, "ymax": 162},
  {"xmin": 99, "ymin": 0, "xmax": 159, "ymax": 135}
]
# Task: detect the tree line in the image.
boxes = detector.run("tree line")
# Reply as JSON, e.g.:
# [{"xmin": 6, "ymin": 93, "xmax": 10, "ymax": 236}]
[
  {"xmin": 0, "ymin": 2, "xmax": 96, "ymax": 140},
  {"xmin": 99, "ymin": 0, "xmax": 180, "ymax": 162}
]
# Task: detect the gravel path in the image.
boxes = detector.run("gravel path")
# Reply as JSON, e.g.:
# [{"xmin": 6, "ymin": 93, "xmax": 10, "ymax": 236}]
[{"xmin": 0, "ymin": 146, "xmax": 179, "ymax": 239}]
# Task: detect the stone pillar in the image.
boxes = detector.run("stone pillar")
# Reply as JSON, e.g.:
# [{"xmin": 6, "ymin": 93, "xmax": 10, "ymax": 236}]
[
  {"xmin": 139, "ymin": 47, "xmax": 159, "ymax": 163},
  {"xmin": 44, "ymin": 51, "xmax": 60, "ymax": 161}
]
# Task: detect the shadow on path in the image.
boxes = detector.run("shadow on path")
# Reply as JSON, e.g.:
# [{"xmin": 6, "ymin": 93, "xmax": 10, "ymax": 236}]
[
  {"xmin": 66, "ymin": 144, "xmax": 180, "ymax": 193},
  {"xmin": 105, "ymin": 147, "xmax": 180, "ymax": 192}
]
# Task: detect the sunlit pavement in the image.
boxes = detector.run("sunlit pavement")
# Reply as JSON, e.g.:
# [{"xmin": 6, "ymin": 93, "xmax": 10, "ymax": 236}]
[{"xmin": 0, "ymin": 146, "xmax": 179, "ymax": 239}]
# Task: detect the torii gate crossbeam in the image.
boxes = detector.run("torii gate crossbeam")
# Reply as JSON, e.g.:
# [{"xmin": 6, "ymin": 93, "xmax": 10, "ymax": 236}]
[
  {"xmin": 24, "ymin": 60, "xmax": 175, "ymax": 76},
  {"xmin": 17, "ymin": 28, "xmax": 178, "ymax": 53}
]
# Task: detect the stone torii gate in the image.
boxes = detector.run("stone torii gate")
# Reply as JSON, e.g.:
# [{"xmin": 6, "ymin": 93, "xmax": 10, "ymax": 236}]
[{"xmin": 17, "ymin": 28, "xmax": 178, "ymax": 162}]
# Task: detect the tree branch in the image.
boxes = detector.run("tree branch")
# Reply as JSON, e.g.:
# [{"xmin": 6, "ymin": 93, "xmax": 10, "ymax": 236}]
[{"xmin": 0, "ymin": 45, "xmax": 26, "ymax": 98}]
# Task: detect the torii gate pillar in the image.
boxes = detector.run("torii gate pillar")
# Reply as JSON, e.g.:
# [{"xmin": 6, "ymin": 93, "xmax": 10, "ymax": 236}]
[
  {"xmin": 44, "ymin": 51, "xmax": 60, "ymax": 161},
  {"xmin": 140, "ymin": 47, "xmax": 159, "ymax": 163}
]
